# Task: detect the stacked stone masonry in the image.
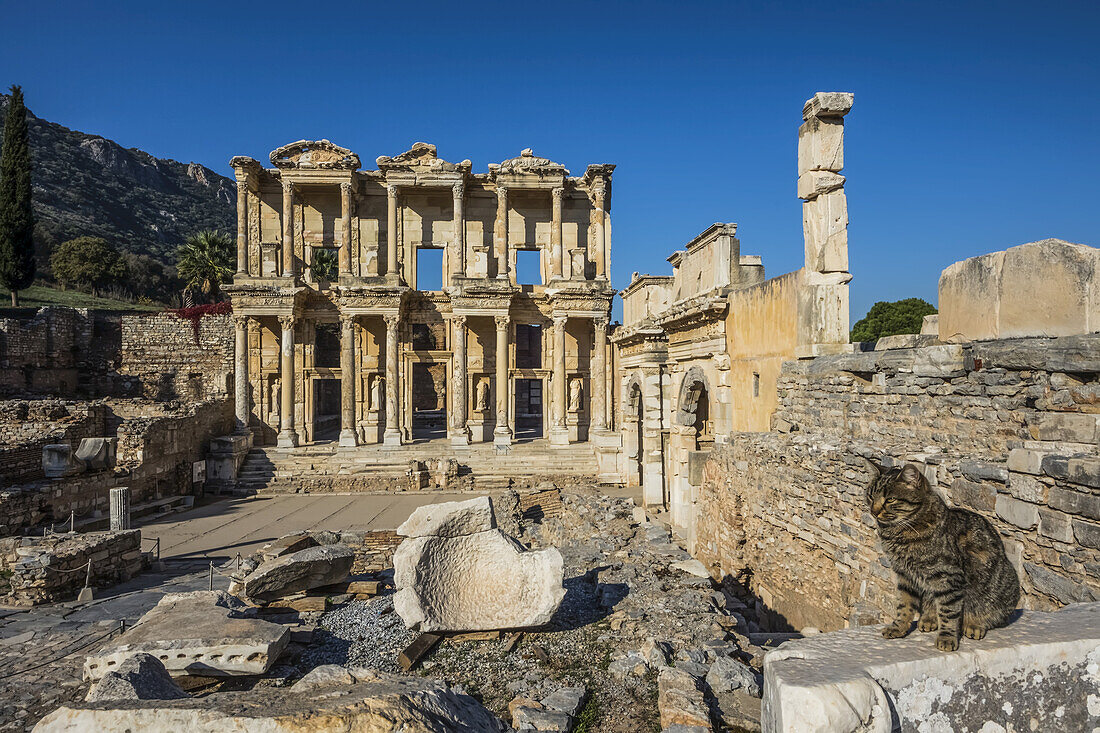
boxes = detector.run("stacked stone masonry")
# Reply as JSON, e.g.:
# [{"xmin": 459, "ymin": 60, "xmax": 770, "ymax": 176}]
[
  {"xmin": 0, "ymin": 530, "xmax": 143, "ymax": 606},
  {"xmin": 694, "ymin": 335, "xmax": 1100, "ymax": 632}
]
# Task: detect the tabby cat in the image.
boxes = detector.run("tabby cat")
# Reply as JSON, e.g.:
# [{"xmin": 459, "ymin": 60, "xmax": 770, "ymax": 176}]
[{"xmin": 867, "ymin": 462, "xmax": 1020, "ymax": 651}]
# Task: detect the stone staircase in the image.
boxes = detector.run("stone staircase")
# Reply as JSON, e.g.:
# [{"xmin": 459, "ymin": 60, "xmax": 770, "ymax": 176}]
[{"xmin": 234, "ymin": 439, "xmax": 603, "ymax": 494}]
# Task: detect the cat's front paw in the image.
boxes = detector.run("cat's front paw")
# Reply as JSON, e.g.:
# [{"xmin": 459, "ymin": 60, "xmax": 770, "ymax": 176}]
[
  {"xmin": 918, "ymin": 615, "xmax": 937, "ymax": 633},
  {"xmin": 962, "ymin": 623, "xmax": 986, "ymax": 640},
  {"xmin": 936, "ymin": 633, "xmax": 959, "ymax": 652},
  {"xmin": 882, "ymin": 623, "xmax": 911, "ymax": 639}
]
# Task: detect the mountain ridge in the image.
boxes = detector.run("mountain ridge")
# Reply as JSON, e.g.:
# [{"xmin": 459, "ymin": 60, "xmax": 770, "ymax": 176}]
[{"xmin": 0, "ymin": 93, "xmax": 235, "ymax": 264}]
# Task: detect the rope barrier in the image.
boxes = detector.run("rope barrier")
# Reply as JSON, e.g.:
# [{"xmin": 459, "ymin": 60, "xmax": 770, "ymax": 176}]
[{"xmin": 0, "ymin": 621, "xmax": 124, "ymax": 681}]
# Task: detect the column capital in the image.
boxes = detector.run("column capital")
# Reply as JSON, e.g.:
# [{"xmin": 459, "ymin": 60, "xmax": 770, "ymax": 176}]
[
  {"xmin": 277, "ymin": 314, "xmax": 296, "ymax": 330},
  {"xmin": 589, "ymin": 179, "xmax": 606, "ymax": 203},
  {"xmin": 233, "ymin": 314, "xmax": 250, "ymax": 327},
  {"xmin": 553, "ymin": 315, "xmax": 568, "ymax": 329},
  {"xmin": 387, "ymin": 184, "xmax": 399, "ymax": 198},
  {"xmin": 593, "ymin": 316, "xmax": 609, "ymax": 331},
  {"xmin": 281, "ymin": 179, "xmax": 294, "ymax": 194},
  {"xmin": 494, "ymin": 314, "xmax": 510, "ymax": 329},
  {"xmin": 340, "ymin": 181, "xmax": 354, "ymax": 195},
  {"xmin": 496, "ymin": 184, "xmax": 508, "ymax": 198},
  {"xmin": 551, "ymin": 186, "xmax": 565, "ymax": 202},
  {"xmin": 449, "ymin": 313, "xmax": 467, "ymax": 328},
  {"xmin": 452, "ymin": 181, "xmax": 465, "ymax": 199},
  {"xmin": 383, "ymin": 313, "xmax": 401, "ymax": 329},
  {"xmin": 339, "ymin": 313, "xmax": 356, "ymax": 327}
]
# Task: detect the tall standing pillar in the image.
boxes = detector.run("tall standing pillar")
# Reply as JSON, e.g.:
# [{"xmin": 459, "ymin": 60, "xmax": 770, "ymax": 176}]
[
  {"xmin": 591, "ymin": 179, "xmax": 607, "ymax": 280},
  {"xmin": 591, "ymin": 317, "xmax": 608, "ymax": 432},
  {"xmin": 549, "ymin": 315, "xmax": 569, "ymax": 446},
  {"xmin": 339, "ymin": 314, "xmax": 358, "ymax": 447},
  {"xmin": 493, "ymin": 314, "xmax": 512, "ymax": 448},
  {"xmin": 383, "ymin": 314, "xmax": 401, "ymax": 446},
  {"xmin": 551, "ymin": 186, "xmax": 564, "ymax": 280},
  {"xmin": 494, "ymin": 185, "xmax": 508, "ymax": 280},
  {"xmin": 452, "ymin": 182, "xmax": 466, "ymax": 281},
  {"xmin": 281, "ymin": 180, "xmax": 295, "ymax": 279},
  {"xmin": 450, "ymin": 315, "xmax": 470, "ymax": 446},
  {"xmin": 233, "ymin": 314, "xmax": 250, "ymax": 434},
  {"xmin": 235, "ymin": 176, "xmax": 249, "ymax": 276},
  {"xmin": 386, "ymin": 184, "xmax": 399, "ymax": 282},
  {"xmin": 277, "ymin": 314, "xmax": 299, "ymax": 448},
  {"xmin": 339, "ymin": 182, "xmax": 353, "ymax": 277}
]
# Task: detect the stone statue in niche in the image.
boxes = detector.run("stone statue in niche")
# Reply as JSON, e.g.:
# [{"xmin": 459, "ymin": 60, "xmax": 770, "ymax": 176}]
[
  {"xmin": 569, "ymin": 378, "xmax": 583, "ymax": 413},
  {"xmin": 270, "ymin": 378, "xmax": 281, "ymax": 415},
  {"xmin": 476, "ymin": 380, "xmax": 490, "ymax": 412},
  {"xmin": 370, "ymin": 375, "xmax": 383, "ymax": 411}
]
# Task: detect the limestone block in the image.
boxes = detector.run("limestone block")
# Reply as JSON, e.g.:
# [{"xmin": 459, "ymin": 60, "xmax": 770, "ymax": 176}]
[
  {"xmin": 798, "ymin": 116, "xmax": 845, "ymax": 174},
  {"xmin": 995, "ymin": 494, "xmax": 1039, "ymax": 529},
  {"xmin": 797, "ymin": 170, "xmax": 845, "ymax": 201},
  {"xmin": 939, "ymin": 239, "xmax": 1100, "ymax": 342},
  {"xmin": 236, "ymin": 544, "xmax": 354, "ymax": 602},
  {"xmin": 920, "ymin": 313, "xmax": 939, "ymax": 336},
  {"xmin": 74, "ymin": 437, "xmax": 116, "ymax": 470},
  {"xmin": 259, "ymin": 531, "xmax": 317, "ymax": 561},
  {"xmin": 802, "ymin": 191, "xmax": 848, "ymax": 273},
  {"xmin": 763, "ymin": 603, "xmax": 1100, "ymax": 733},
  {"xmin": 84, "ymin": 591, "xmax": 289, "ymax": 680},
  {"xmin": 802, "ymin": 92, "xmax": 855, "ymax": 120},
  {"xmin": 397, "ymin": 495, "xmax": 495, "ymax": 538},
  {"xmin": 38, "ymin": 668, "xmax": 507, "ymax": 732},
  {"xmin": 42, "ymin": 444, "xmax": 84, "ymax": 478},
  {"xmin": 657, "ymin": 667, "xmax": 711, "ymax": 729},
  {"xmin": 85, "ymin": 654, "xmax": 187, "ymax": 702}
]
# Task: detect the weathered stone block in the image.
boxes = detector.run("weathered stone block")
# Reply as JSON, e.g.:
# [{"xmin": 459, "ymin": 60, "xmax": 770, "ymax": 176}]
[
  {"xmin": 657, "ymin": 667, "xmax": 710, "ymax": 729},
  {"xmin": 1072, "ymin": 518, "xmax": 1100, "ymax": 549},
  {"xmin": 1038, "ymin": 507, "xmax": 1075, "ymax": 543},
  {"xmin": 84, "ymin": 653, "xmax": 187, "ymax": 702},
  {"xmin": 1007, "ymin": 448, "xmax": 1046, "ymax": 475},
  {"xmin": 798, "ymin": 116, "xmax": 845, "ymax": 173},
  {"xmin": 1027, "ymin": 412, "xmax": 1098, "ymax": 443},
  {"xmin": 995, "ymin": 494, "xmax": 1039, "ymax": 529},
  {"xmin": 763, "ymin": 603, "xmax": 1100, "ymax": 733},
  {"xmin": 1048, "ymin": 486, "xmax": 1100, "ymax": 521},
  {"xmin": 959, "ymin": 460, "xmax": 1008, "ymax": 484},
  {"xmin": 42, "ymin": 444, "xmax": 84, "ymax": 478},
  {"xmin": 1006, "ymin": 472, "xmax": 1048, "ymax": 503},
  {"xmin": 797, "ymin": 170, "xmax": 845, "ymax": 201},
  {"xmin": 951, "ymin": 478, "xmax": 996, "ymax": 513},
  {"xmin": 236, "ymin": 545, "xmax": 354, "ymax": 602},
  {"xmin": 397, "ymin": 495, "xmax": 495, "ymax": 538},
  {"xmin": 802, "ymin": 190, "xmax": 848, "ymax": 273},
  {"xmin": 802, "ymin": 92, "xmax": 855, "ymax": 120},
  {"xmin": 1041, "ymin": 454, "xmax": 1100, "ymax": 489},
  {"xmin": 1023, "ymin": 563, "xmax": 1094, "ymax": 604}
]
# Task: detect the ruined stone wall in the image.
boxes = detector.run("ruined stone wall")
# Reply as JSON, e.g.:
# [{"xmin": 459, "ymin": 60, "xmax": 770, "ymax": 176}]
[
  {"xmin": 0, "ymin": 530, "xmax": 143, "ymax": 606},
  {"xmin": 0, "ymin": 400, "xmax": 107, "ymax": 486},
  {"xmin": 695, "ymin": 336, "xmax": 1100, "ymax": 632},
  {"xmin": 0, "ymin": 307, "xmax": 93, "ymax": 396},
  {"xmin": 118, "ymin": 312, "xmax": 234, "ymax": 401}
]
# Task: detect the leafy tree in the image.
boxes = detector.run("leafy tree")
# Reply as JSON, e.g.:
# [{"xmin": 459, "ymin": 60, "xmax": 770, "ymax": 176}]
[
  {"xmin": 50, "ymin": 236, "xmax": 129, "ymax": 295},
  {"xmin": 309, "ymin": 247, "xmax": 338, "ymax": 282},
  {"xmin": 851, "ymin": 298, "xmax": 937, "ymax": 342},
  {"xmin": 0, "ymin": 85, "xmax": 36, "ymax": 306},
  {"xmin": 124, "ymin": 252, "xmax": 179, "ymax": 304},
  {"xmin": 176, "ymin": 229, "xmax": 233, "ymax": 302}
]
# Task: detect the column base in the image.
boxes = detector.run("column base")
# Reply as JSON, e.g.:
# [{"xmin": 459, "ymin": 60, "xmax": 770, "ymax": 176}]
[
  {"xmin": 449, "ymin": 428, "xmax": 470, "ymax": 447},
  {"xmin": 549, "ymin": 426, "xmax": 571, "ymax": 446},
  {"xmin": 384, "ymin": 273, "xmax": 403, "ymax": 286},
  {"xmin": 493, "ymin": 427, "xmax": 512, "ymax": 453},
  {"xmin": 468, "ymin": 418, "xmax": 493, "ymax": 443},
  {"xmin": 383, "ymin": 429, "xmax": 402, "ymax": 447},
  {"xmin": 276, "ymin": 430, "xmax": 299, "ymax": 448},
  {"xmin": 338, "ymin": 429, "xmax": 358, "ymax": 447}
]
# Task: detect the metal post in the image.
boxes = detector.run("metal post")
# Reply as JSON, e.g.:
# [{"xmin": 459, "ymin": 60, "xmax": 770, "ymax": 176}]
[
  {"xmin": 208, "ymin": 561, "xmax": 213, "ymax": 591},
  {"xmin": 69, "ymin": 510, "xmax": 74, "ymax": 533}
]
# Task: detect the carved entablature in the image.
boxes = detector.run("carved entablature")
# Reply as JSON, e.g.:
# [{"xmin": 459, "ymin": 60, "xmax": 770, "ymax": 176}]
[
  {"xmin": 375, "ymin": 142, "xmax": 472, "ymax": 175},
  {"xmin": 489, "ymin": 149, "xmax": 569, "ymax": 179},
  {"xmin": 270, "ymin": 140, "xmax": 361, "ymax": 170},
  {"xmin": 332, "ymin": 286, "xmax": 409, "ymax": 312},
  {"xmin": 230, "ymin": 156, "xmax": 262, "ymax": 175},
  {"xmin": 581, "ymin": 163, "xmax": 616, "ymax": 191},
  {"xmin": 224, "ymin": 283, "xmax": 305, "ymax": 314},
  {"xmin": 656, "ymin": 294, "xmax": 728, "ymax": 334}
]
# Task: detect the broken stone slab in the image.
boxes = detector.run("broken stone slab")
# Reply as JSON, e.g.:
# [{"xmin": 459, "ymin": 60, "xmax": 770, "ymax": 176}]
[
  {"xmin": 394, "ymin": 530, "xmax": 565, "ymax": 632},
  {"xmin": 74, "ymin": 437, "xmax": 116, "ymax": 470},
  {"xmin": 706, "ymin": 655, "xmax": 761, "ymax": 696},
  {"xmin": 541, "ymin": 686, "xmax": 587, "ymax": 718},
  {"xmin": 85, "ymin": 653, "xmax": 187, "ymax": 702},
  {"xmin": 512, "ymin": 705, "xmax": 572, "ymax": 731},
  {"xmin": 762, "ymin": 602, "xmax": 1100, "ymax": 733},
  {"xmin": 83, "ymin": 591, "xmax": 288, "ymax": 681},
  {"xmin": 672, "ymin": 558, "xmax": 710, "ymax": 578},
  {"xmin": 802, "ymin": 91, "xmax": 855, "ymax": 120},
  {"xmin": 42, "ymin": 444, "xmax": 84, "ymax": 478},
  {"xmin": 397, "ymin": 495, "xmax": 495, "ymax": 537},
  {"xmin": 658, "ymin": 666, "xmax": 712, "ymax": 729},
  {"xmin": 393, "ymin": 497, "xmax": 565, "ymax": 632},
  {"xmin": 235, "ymin": 544, "xmax": 354, "ymax": 602},
  {"xmin": 37, "ymin": 668, "xmax": 507, "ymax": 732},
  {"xmin": 259, "ymin": 531, "xmax": 317, "ymax": 561}
]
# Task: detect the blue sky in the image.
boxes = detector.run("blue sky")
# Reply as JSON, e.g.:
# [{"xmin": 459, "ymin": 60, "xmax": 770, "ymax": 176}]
[{"xmin": 2, "ymin": 0, "xmax": 1097, "ymax": 322}]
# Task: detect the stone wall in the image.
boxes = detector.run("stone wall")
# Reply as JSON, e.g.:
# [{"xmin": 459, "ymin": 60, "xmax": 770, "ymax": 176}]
[
  {"xmin": 118, "ymin": 312, "xmax": 234, "ymax": 401},
  {"xmin": 0, "ymin": 400, "xmax": 107, "ymax": 486},
  {"xmin": 0, "ymin": 530, "xmax": 143, "ymax": 606},
  {"xmin": 0, "ymin": 307, "xmax": 93, "ymax": 396},
  {"xmin": 694, "ymin": 335, "xmax": 1100, "ymax": 632}
]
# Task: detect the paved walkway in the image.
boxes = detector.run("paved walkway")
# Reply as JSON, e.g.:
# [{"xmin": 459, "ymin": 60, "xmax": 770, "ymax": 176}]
[{"xmin": 138, "ymin": 492, "xmax": 488, "ymax": 561}]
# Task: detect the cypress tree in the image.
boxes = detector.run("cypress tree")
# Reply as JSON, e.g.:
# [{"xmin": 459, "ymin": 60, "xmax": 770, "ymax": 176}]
[{"xmin": 0, "ymin": 85, "xmax": 36, "ymax": 307}]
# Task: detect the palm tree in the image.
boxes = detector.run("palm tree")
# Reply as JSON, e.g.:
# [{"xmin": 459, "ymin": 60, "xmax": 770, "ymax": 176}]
[{"xmin": 177, "ymin": 230, "xmax": 233, "ymax": 302}]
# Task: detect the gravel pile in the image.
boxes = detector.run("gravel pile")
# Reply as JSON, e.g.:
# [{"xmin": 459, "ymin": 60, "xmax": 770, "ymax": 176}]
[{"xmin": 298, "ymin": 594, "xmax": 415, "ymax": 674}]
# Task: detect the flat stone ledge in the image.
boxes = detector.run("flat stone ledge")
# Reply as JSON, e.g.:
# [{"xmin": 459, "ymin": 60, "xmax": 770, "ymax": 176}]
[{"xmin": 762, "ymin": 602, "xmax": 1100, "ymax": 733}]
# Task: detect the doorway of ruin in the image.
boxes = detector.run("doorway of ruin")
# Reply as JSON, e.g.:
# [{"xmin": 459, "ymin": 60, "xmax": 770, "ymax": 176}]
[
  {"xmin": 629, "ymin": 382, "xmax": 644, "ymax": 486},
  {"xmin": 311, "ymin": 378, "xmax": 341, "ymax": 442},
  {"xmin": 411, "ymin": 362, "xmax": 447, "ymax": 441},
  {"xmin": 514, "ymin": 378, "xmax": 544, "ymax": 441}
]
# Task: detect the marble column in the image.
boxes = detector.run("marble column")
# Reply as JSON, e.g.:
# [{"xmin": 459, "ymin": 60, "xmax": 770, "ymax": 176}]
[
  {"xmin": 494, "ymin": 185, "xmax": 508, "ymax": 279},
  {"xmin": 339, "ymin": 314, "xmax": 358, "ymax": 447},
  {"xmin": 235, "ymin": 176, "xmax": 249, "ymax": 275},
  {"xmin": 551, "ymin": 186, "xmax": 564, "ymax": 280},
  {"xmin": 452, "ymin": 182, "xmax": 466, "ymax": 281},
  {"xmin": 339, "ymin": 182, "xmax": 353, "ymax": 277},
  {"xmin": 277, "ymin": 315, "xmax": 299, "ymax": 448},
  {"xmin": 383, "ymin": 314, "xmax": 401, "ymax": 446},
  {"xmin": 591, "ymin": 179, "xmax": 607, "ymax": 280},
  {"xmin": 493, "ymin": 314, "xmax": 512, "ymax": 447},
  {"xmin": 550, "ymin": 315, "xmax": 569, "ymax": 445},
  {"xmin": 281, "ymin": 180, "xmax": 295, "ymax": 279},
  {"xmin": 233, "ymin": 314, "xmax": 249, "ymax": 433},
  {"xmin": 450, "ymin": 315, "xmax": 470, "ymax": 446},
  {"xmin": 386, "ymin": 184, "xmax": 399, "ymax": 281},
  {"xmin": 592, "ymin": 317, "xmax": 608, "ymax": 432}
]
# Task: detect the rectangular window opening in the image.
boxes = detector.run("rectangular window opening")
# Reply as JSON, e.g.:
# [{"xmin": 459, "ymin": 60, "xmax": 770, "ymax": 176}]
[
  {"xmin": 516, "ymin": 249, "xmax": 542, "ymax": 286},
  {"xmin": 416, "ymin": 247, "xmax": 444, "ymax": 291},
  {"xmin": 752, "ymin": 372, "xmax": 760, "ymax": 398}
]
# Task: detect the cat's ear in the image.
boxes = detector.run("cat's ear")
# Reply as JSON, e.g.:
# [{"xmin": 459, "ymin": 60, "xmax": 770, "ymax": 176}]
[
  {"xmin": 862, "ymin": 457, "xmax": 882, "ymax": 480},
  {"xmin": 899, "ymin": 463, "xmax": 925, "ymax": 488}
]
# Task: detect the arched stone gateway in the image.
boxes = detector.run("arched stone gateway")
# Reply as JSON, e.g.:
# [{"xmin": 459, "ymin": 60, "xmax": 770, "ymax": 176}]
[{"xmin": 676, "ymin": 366, "xmax": 713, "ymax": 450}]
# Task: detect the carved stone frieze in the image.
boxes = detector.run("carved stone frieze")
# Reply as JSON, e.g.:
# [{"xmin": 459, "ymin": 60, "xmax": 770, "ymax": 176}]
[
  {"xmin": 489, "ymin": 148, "xmax": 569, "ymax": 177},
  {"xmin": 270, "ymin": 140, "xmax": 361, "ymax": 170},
  {"xmin": 376, "ymin": 142, "xmax": 472, "ymax": 174}
]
